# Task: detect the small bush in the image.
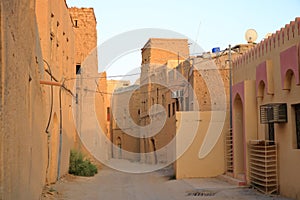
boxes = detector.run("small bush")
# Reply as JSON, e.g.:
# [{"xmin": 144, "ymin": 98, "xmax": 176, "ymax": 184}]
[{"xmin": 69, "ymin": 150, "xmax": 98, "ymax": 177}]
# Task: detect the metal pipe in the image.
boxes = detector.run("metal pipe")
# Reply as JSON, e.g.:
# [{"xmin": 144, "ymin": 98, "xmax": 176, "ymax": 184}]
[
  {"xmin": 43, "ymin": 59, "xmax": 54, "ymax": 184},
  {"xmin": 57, "ymin": 85, "xmax": 63, "ymax": 180},
  {"xmin": 40, "ymin": 79, "xmax": 63, "ymax": 181},
  {"xmin": 229, "ymin": 44, "xmax": 233, "ymax": 131},
  {"xmin": 40, "ymin": 80, "xmax": 62, "ymax": 86}
]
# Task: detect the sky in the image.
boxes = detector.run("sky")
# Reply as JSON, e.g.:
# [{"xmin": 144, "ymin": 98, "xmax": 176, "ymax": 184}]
[{"xmin": 66, "ymin": 0, "xmax": 300, "ymax": 83}]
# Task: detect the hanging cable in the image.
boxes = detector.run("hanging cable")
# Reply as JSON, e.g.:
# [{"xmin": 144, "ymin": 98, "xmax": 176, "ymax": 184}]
[
  {"xmin": 65, "ymin": 72, "xmax": 141, "ymax": 81},
  {"xmin": 43, "ymin": 59, "xmax": 54, "ymax": 134},
  {"xmin": 44, "ymin": 68, "xmax": 76, "ymax": 99},
  {"xmin": 43, "ymin": 59, "xmax": 53, "ymax": 185}
]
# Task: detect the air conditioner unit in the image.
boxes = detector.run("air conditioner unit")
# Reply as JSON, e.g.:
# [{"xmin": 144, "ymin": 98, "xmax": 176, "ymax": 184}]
[
  {"xmin": 171, "ymin": 91, "xmax": 177, "ymax": 99},
  {"xmin": 260, "ymin": 103, "xmax": 287, "ymax": 124},
  {"xmin": 171, "ymin": 90, "xmax": 184, "ymax": 99},
  {"xmin": 176, "ymin": 90, "xmax": 184, "ymax": 98}
]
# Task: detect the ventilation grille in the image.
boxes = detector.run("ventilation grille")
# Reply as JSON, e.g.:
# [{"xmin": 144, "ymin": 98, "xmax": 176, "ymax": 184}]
[
  {"xmin": 248, "ymin": 140, "xmax": 278, "ymax": 194},
  {"xmin": 186, "ymin": 190, "xmax": 216, "ymax": 197}
]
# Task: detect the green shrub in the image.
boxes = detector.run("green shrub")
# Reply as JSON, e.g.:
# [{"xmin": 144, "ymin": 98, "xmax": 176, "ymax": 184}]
[{"xmin": 69, "ymin": 149, "xmax": 98, "ymax": 177}]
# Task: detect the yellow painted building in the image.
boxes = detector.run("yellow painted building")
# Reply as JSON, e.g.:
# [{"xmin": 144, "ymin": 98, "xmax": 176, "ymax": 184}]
[
  {"xmin": 174, "ymin": 56, "xmax": 230, "ymax": 178},
  {"xmin": 174, "ymin": 45, "xmax": 253, "ymax": 179},
  {"xmin": 231, "ymin": 17, "xmax": 300, "ymax": 199}
]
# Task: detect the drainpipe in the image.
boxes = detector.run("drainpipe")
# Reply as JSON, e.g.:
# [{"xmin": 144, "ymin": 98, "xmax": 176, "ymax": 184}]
[
  {"xmin": 41, "ymin": 79, "xmax": 64, "ymax": 181},
  {"xmin": 40, "ymin": 80, "xmax": 62, "ymax": 86},
  {"xmin": 40, "ymin": 78, "xmax": 66, "ymax": 181},
  {"xmin": 57, "ymin": 83, "xmax": 63, "ymax": 181},
  {"xmin": 229, "ymin": 44, "xmax": 232, "ymax": 133}
]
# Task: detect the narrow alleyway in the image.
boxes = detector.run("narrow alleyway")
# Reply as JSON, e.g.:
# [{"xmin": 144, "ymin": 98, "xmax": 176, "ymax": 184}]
[{"xmin": 41, "ymin": 159, "xmax": 291, "ymax": 200}]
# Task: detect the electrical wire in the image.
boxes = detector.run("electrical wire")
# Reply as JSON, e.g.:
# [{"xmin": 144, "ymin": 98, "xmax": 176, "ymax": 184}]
[
  {"xmin": 65, "ymin": 72, "xmax": 141, "ymax": 81},
  {"xmin": 44, "ymin": 68, "xmax": 76, "ymax": 99},
  {"xmin": 43, "ymin": 59, "xmax": 53, "ymax": 185},
  {"xmin": 43, "ymin": 59, "xmax": 54, "ymax": 134},
  {"xmin": 78, "ymin": 82, "xmax": 188, "ymax": 97}
]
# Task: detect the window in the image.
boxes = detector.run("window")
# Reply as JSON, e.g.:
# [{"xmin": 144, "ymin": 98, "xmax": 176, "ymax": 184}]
[
  {"xmin": 176, "ymin": 99, "xmax": 179, "ymax": 111},
  {"xmin": 74, "ymin": 19, "xmax": 78, "ymax": 27},
  {"xmin": 156, "ymin": 88, "xmax": 159, "ymax": 103},
  {"xmin": 144, "ymin": 101, "xmax": 147, "ymax": 111},
  {"xmin": 267, "ymin": 123, "xmax": 275, "ymax": 141},
  {"xmin": 294, "ymin": 104, "xmax": 300, "ymax": 149},
  {"xmin": 168, "ymin": 104, "xmax": 170, "ymax": 118},
  {"xmin": 162, "ymin": 95, "xmax": 165, "ymax": 107},
  {"xmin": 107, "ymin": 107, "xmax": 110, "ymax": 121},
  {"xmin": 76, "ymin": 64, "xmax": 81, "ymax": 74},
  {"xmin": 172, "ymin": 102, "xmax": 175, "ymax": 116}
]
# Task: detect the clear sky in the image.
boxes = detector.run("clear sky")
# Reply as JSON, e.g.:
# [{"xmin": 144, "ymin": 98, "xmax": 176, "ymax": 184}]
[{"xmin": 66, "ymin": 0, "xmax": 300, "ymax": 82}]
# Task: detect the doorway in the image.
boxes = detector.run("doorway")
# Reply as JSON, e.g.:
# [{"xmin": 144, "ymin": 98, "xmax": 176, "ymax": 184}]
[
  {"xmin": 233, "ymin": 95, "xmax": 245, "ymax": 180},
  {"xmin": 295, "ymin": 104, "xmax": 300, "ymax": 149},
  {"xmin": 116, "ymin": 137, "xmax": 122, "ymax": 159},
  {"xmin": 151, "ymin": 138, "xmax": 157, "ymax": 164},
  {"xmin": 268, "ymin": 123, "xmax": 275, "ymax": 142}
]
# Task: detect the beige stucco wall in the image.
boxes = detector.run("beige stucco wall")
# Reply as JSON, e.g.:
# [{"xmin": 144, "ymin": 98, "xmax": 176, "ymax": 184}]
[
  {"xmin": 36, "ymin": 0, "xmax": 77, "ymax": 184},
  {"xmin": 106, "ymin": 80, "xmax": 130, "ymax": 93},
  {"xmin": 111, "ymin": 86, "xmax": 140, "ymax": 161},
  {"xmin": 232, "ymin": 18, "xmax": 300, "ymax": 199},
  {"xmin": 175, "ymin": 111, "xmax": 226, "ymax": 178},
  {"xmin": 95, "ymin": 72, "xmax": 108, "ymax": 141},
  {"xmin": 95, "ymin": 72, "xmax": 110, "ymax": 160},
  {"xmin": 68, "ymin": 7, "xmax": 106, "ymax": 164},
  {"xmin": 106, "ymin": 79, "xmax": 131, "ymax": 147},
  {"xmin": 232, "ymin": 80, "xmax": 257, "ymax": 180},
  {"xmin": 1, "ymin": 1, "xmax": 106, "ymax": 199},
  {"xmin": 0, "ymin": 1, "xmax": 48, "ymax": 199}
]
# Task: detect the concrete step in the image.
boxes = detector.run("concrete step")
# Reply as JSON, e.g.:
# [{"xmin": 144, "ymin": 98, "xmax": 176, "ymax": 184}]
[
  {"xmin": 217, "ymin": 174, "xmax": 247, "ymax": 187},
  {"xmin": 236, "ymin": 173, "xmax": 246, "ymax": 181}
]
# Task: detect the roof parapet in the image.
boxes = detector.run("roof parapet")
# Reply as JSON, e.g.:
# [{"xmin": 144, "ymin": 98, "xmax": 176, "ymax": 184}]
[{"xmin": 233, "ymin": 17, "xmax": 300, "ymax": 68}]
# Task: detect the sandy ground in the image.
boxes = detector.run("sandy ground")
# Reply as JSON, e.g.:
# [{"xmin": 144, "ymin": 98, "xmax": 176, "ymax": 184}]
[{"xmin": 41, "ymin": 159, "xmax": 292, "ymax": 200}]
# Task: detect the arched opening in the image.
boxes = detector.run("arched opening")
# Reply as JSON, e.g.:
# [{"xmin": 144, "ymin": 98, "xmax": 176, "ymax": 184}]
[
  {"xmin": 150, "ymin": 138, "xmax": 157, "ymax": 164},
  {"xmin": 283, "ymin": 69, "xmax": 294, "ymax": 90},
  {"xmin": 257, "ymin": 80, "xmax": 265, "ymax": 98},
  {"xmin": 233, "ymin": 94, "xmax": 245, "ymax": 181},
  {"xmin": 116, "ymin": 136, "xmax": 122, "ymax": 159}
]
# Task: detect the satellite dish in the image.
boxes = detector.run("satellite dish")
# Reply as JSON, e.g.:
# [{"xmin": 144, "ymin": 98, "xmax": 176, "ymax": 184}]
[{"xmin": 245, "ymin": 29, "xmax": 258, "ymax": 43}]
